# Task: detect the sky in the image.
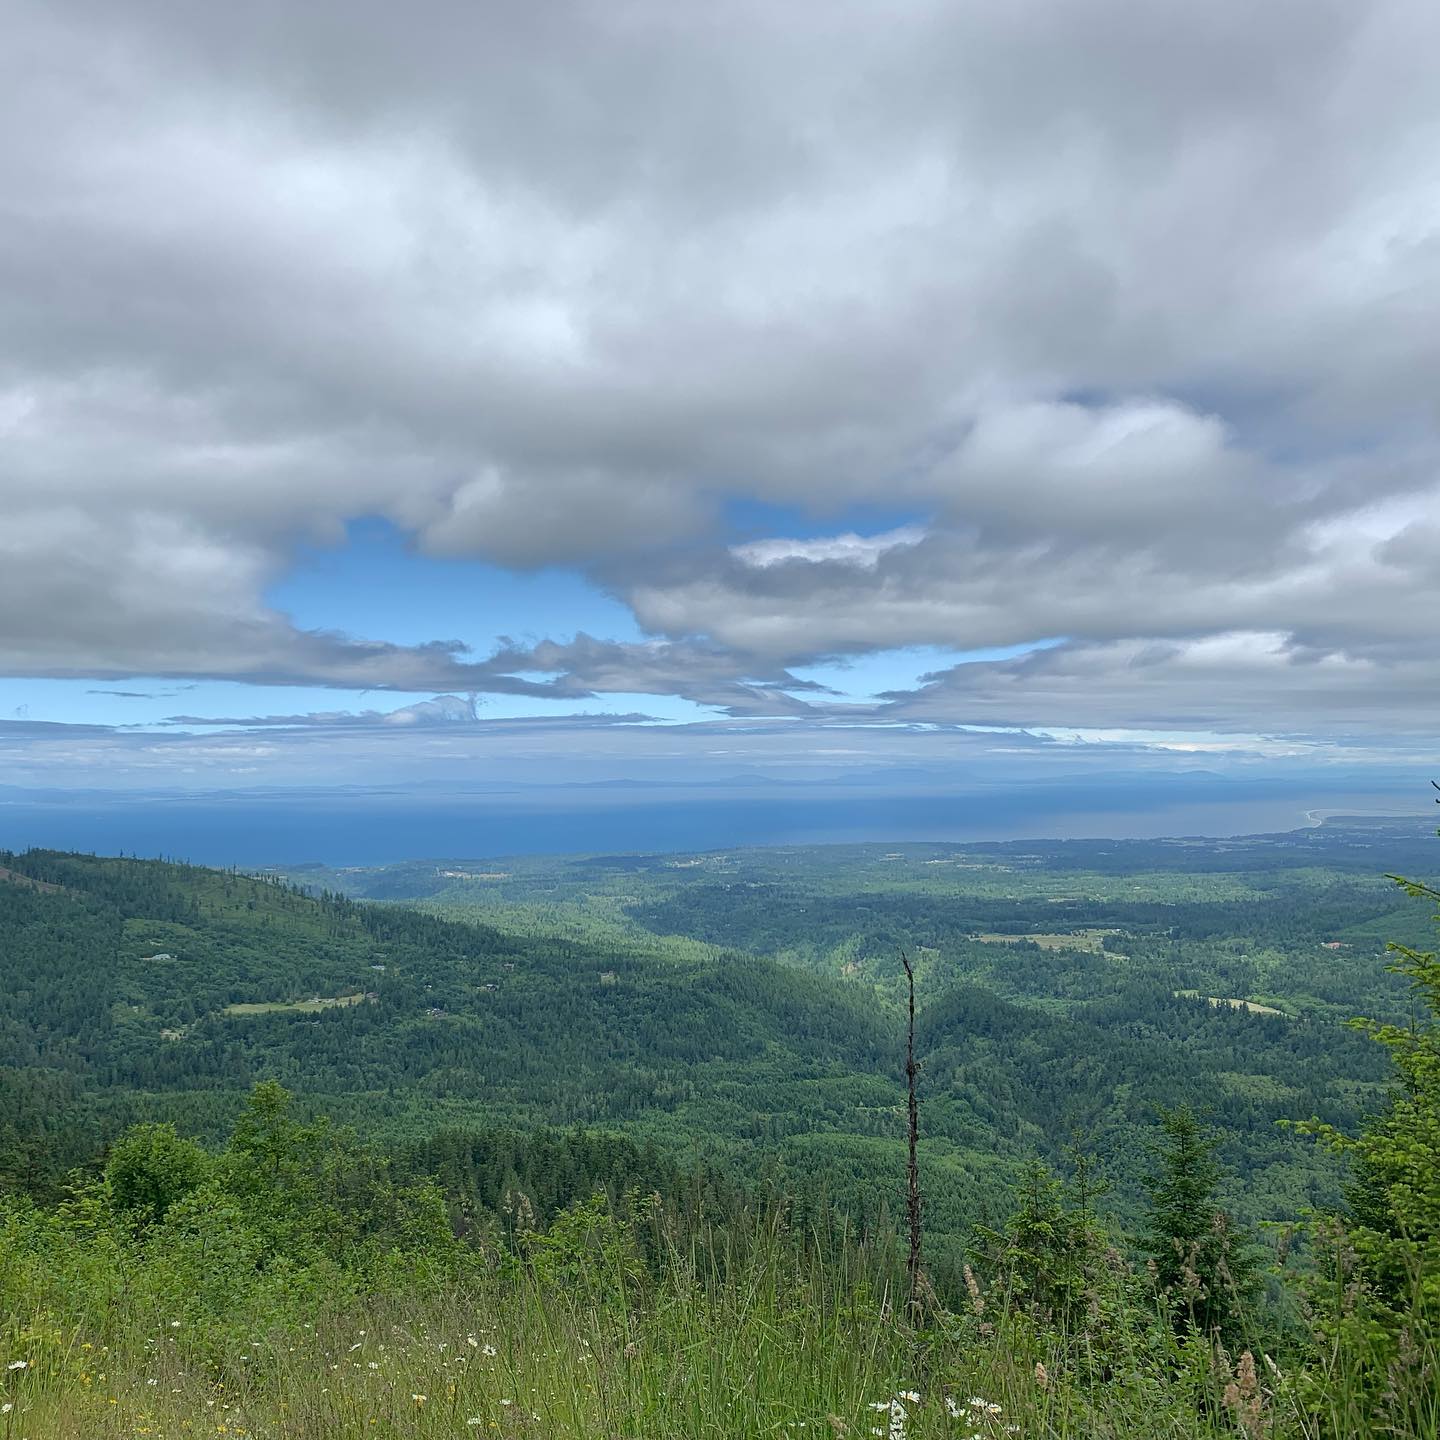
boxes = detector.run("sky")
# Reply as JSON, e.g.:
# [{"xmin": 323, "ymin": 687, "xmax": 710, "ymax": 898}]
[{"xmin": 2, "ymin": 0, "xmax": 1439, "ymax": 811}]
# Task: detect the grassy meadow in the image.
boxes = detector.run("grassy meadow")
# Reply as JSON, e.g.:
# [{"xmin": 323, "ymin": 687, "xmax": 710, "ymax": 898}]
[{"xmin": 0, "ymin": 1226, "xmax": 1336, "ymax": 1440}]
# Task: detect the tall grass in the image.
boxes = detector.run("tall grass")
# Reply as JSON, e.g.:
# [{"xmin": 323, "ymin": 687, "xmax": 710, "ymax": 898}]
[{"xmin": 0, "ymin": 1204, "xmax": 1329, "ymax": 1440}]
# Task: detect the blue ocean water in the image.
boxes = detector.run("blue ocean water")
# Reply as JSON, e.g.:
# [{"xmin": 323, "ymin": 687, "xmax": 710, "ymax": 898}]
[{"xmin": 0, "ymin": 775, "xmax": 1424, "ymax": 867}]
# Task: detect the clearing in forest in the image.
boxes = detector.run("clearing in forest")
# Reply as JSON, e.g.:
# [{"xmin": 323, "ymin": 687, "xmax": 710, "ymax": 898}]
[
  {"xmin": 223, "ymin": 993, "xmax": 372, "ymax": 1016},
  {"xmin": 975, "ymin": 928, "xmax": 1118, "ymax": 952}
]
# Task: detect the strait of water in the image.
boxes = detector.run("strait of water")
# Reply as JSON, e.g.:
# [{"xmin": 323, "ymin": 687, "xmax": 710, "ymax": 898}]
[{"xmin": 0, "ymin": 777, "xmax": 1426, "ymax": 867}]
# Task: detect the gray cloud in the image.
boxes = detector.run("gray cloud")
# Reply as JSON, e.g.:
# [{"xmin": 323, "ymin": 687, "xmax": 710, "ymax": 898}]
[
  {"xmin": 163, "ymin": 695, "xmax": 485, "ymax": 729},
  {"xmin": 627, "ymin": 400, "xmax": 1440, "ymax": 662},
  {"xmin": 134, "ymin": 637, "xmax": 833, "ymax": 720},
  {"xmin": 879, "ymin": 633, "xmax": 1440, "ymax": 740},
  {"xmin": 160, "ymin": 697, "xmax": 668, "ymax": 731},
  {"xmin": 0, "ymin": 709, "xmax": 1058, "ymax": 795},
  {"xmin": 484, "ymin": 635, "xmax": 834, "ymax": 717},
  {"xmin": 3, "ymin": 1, "xmax": 1440, "ymax": 738}
]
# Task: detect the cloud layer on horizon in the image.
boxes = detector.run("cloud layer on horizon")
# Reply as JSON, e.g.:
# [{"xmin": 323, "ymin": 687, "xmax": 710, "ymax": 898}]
[{"xmin": 4, "ymin": 0, "xmax": 1440, "ymax": 743}]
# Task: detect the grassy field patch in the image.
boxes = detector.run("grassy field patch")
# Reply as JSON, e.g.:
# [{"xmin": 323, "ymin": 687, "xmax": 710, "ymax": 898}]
[
  {"xmin": 222, "ymin": 992, "xmax": 371, "ymax": 1016},
  {"xmin": 1175, "ymin": 990, "xmax": 1288, "ymax": 1017},
  {"xmin": 975, "ymin": 928, "xmax": 1118, "ymax": 952}
]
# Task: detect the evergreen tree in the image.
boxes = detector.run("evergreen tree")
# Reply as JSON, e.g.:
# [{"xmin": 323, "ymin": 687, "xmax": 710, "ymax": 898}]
[
  {"xmin": 1299, "ymin": 864, "xmax": 1440, "ymax": 1430},
  {"xmin": 1338, "ymin": 877, "xmax": 1440, "ymax": 1306},
  {"xmin": 992, "ymin": 1161, "xmax": 1101, "ymax": 1329},
  {"xmin": 1143, "ymin": 1104, "xmax": 1258, "ymax": 1340}
]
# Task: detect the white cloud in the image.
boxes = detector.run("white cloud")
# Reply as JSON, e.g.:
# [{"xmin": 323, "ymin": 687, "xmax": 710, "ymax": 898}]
[
  {"xmin": 2, "ymin": 0, "xmax": 1439, "ymax": 743},
  {"xmin": 732, "ymin": 527, "xmax": 926, "ymax": 569}
]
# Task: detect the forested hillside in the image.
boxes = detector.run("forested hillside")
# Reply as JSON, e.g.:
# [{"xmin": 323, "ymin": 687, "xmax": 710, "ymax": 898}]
[
  {"xmin": 2, "ymin": 822, "xmax": 1438, "ymax": 1437},
  {"xmin": 0, "ymin": 848, "xmax": 888, "ymax": 1169},
  {"xmin": 289, "ymin": 820, "xmax": 1439, "ymax": 1226},
  {"xmin": 3, "ymin": 821, "xmax": 1440, "ymax": 1435},
  {"xmin": 3, "ymin": 819, "xmax": 1436, "ymax": 1268}
]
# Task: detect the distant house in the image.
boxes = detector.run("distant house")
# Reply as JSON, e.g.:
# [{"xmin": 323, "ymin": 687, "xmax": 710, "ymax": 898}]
[
  {"xmin": 599, "ymin": 971, "xmax": 618, "ymax": 986},
  {"xmin": 1320, "ymin": 941, "xmax": 1349, "ymax": 950},
  {"xmin": 141, "ymin": 952, "xmax": 175, "ymax": 963},
  {"xmin": 425, "ymin": 1006, "xmax": 448, "ymax": 1019}
]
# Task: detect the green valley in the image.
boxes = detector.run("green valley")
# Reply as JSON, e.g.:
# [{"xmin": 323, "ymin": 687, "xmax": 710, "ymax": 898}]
[
  {"xmin": 3, "ymin": 818, "xmax": 1436, "ymax": 1259},
  {"xmin": 3, "ymin": 816, "xmax": 1440, "ymax": 1436}
]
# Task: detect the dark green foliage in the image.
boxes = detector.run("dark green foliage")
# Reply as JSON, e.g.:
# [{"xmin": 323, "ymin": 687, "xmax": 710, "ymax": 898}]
[
  {"xmin": 1340, "ymin": 879, "xmax": 1440, "ymax": 1300},
  {"xmin": 398, "ymin": 1124, "xmax": 747, "ymax": 1246},
  {"xmin": 2, "ymin": 821, "xmax": 1437, "ymax": 1307},
  {"xmin": 9, "ymin": 1081, "xmax": 835, "ymax": 1333},
  {"xmin": 4, "ymin": 819, "xmax": 1440, "ymax": 1437},
  {"xmin": 1142, "ymin": 1105, "xmax": 1260, "ymax": 1341},
  {"xmin": 0, "ymin": 1066, "xmax": 108, "ymax": 1198},
  {"xmin": 987, "ymin": 1161, "xmax": 1114, "ymax": 1330},
  {"xmin": 970, "ymin": 1152, "xmax": 1182, "ymax": 1392},
  {"xmin": 104, "ymin": 1122, "xmax": 211, "ymax": 1227},
  {"xmin": 1296, "ymin": 872, "xmax": 1440, "ymax": 1431},
  {"xmin": 520, "ymin": 1190, "xmax": 646, "ymax": 1293}
]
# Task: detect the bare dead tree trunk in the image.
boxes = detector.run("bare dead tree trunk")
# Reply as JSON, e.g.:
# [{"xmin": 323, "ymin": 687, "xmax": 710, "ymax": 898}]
[{"xmin": 900, "ymin": 948, "xmax": 923, "ymax": 1321}]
